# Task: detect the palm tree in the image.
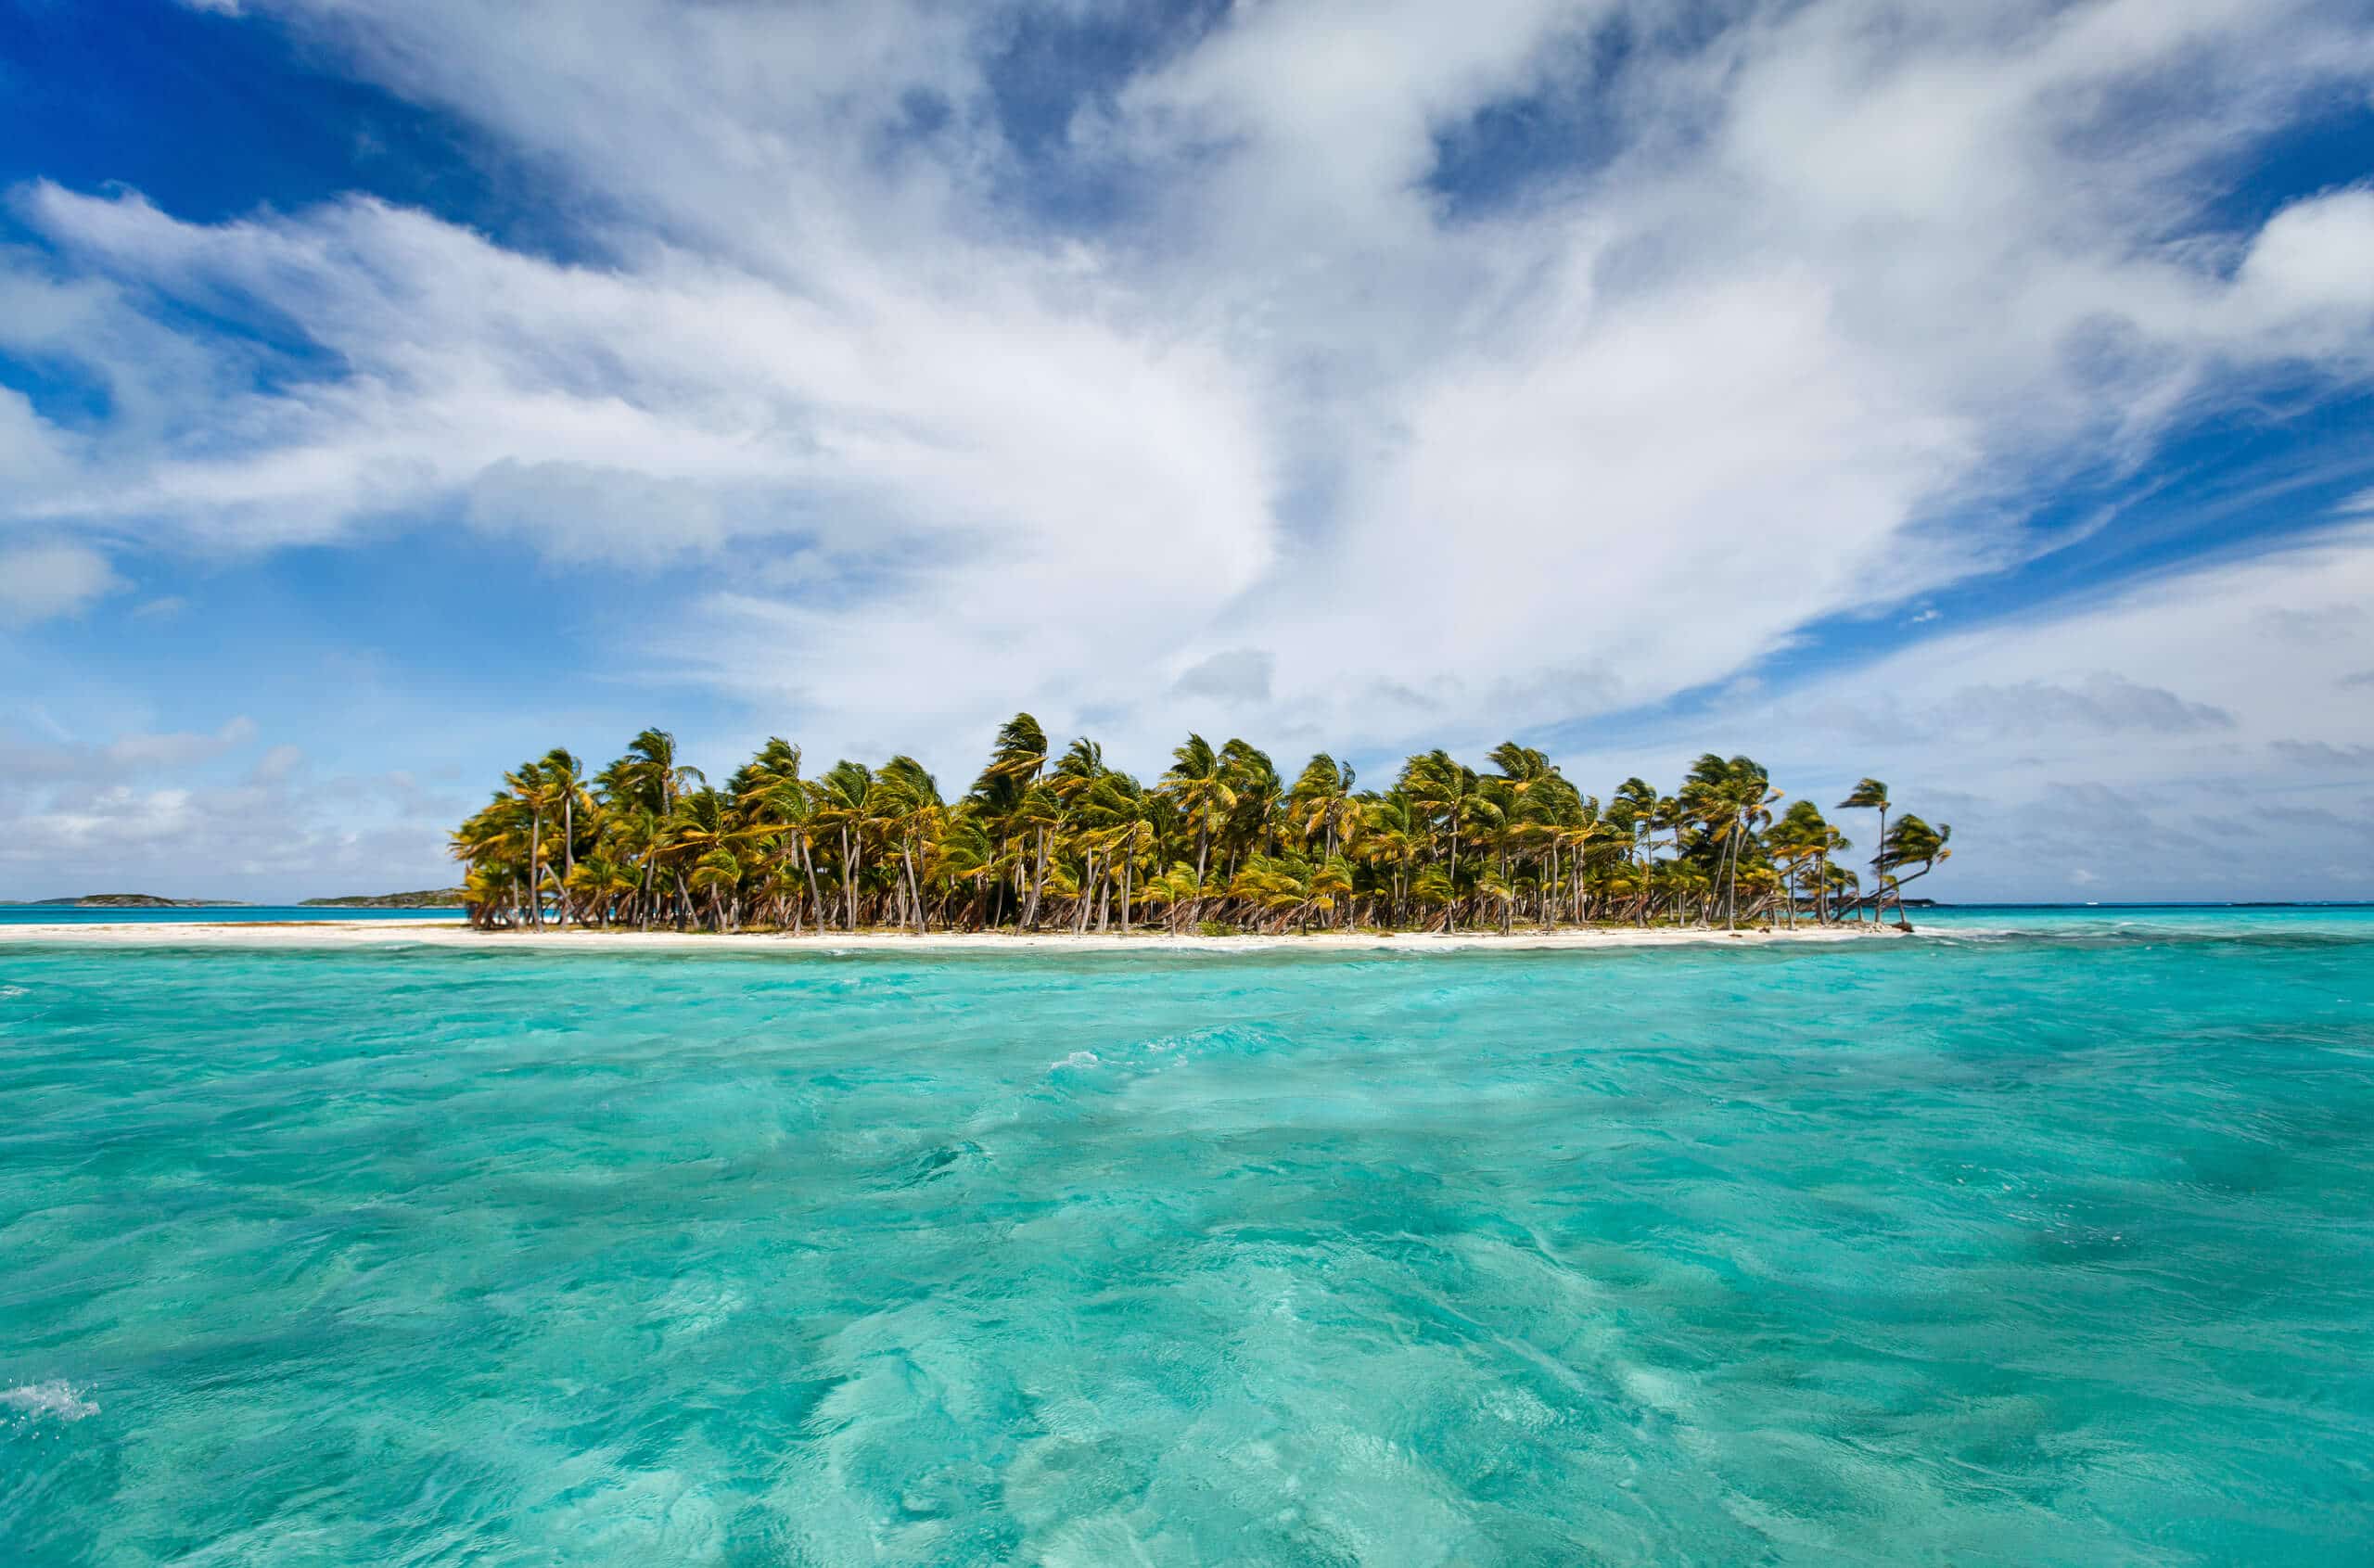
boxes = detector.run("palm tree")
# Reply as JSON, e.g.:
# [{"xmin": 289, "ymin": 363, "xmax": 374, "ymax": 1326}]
[
  {"xmin": 503, "ymin": 757, "xmax": 559, "ymax": 929},
  {"xmin": 1836, "ymin": 779, "xmax": 1891, "ymax": 926},
  {"xmin": 1876, "ymin": 815, "xmax": 1953, "ymax": 928},
  {"xmin": 1611, "ymin": 777, "xmax": 1659, "ymax": 926},
  {"xmin": 540, "ymin": 748, "xmax": 586, "ymax": 925},
  {"xmin": 731, "ymin": 740, "xmax": 825, "ymax": 931},
  {"xmin": 1159, "ymin": 733, "xmax": 1234, "ymax": 897},
  {"xmin": 876, "ymin": 756, "xmax": 943, "ymax": 935},
  {"xmin": 1683, "ymin": 754, "xmax": 1780, "ymax": 930},
  {"xmin": 1289, "ymin": 754, "xmax": 1361, "ymax": 923},
  {"xmin": 620, "ymin": 728, "xmax": 703, "ymax": 818},
  {"xmin": 663, "ymin": 787, "xmax": 734, "ymax": 928},
  {"xmin": 1398, "ymin": 750, "xmax": 1476, "ymax": 926},
  {"xmin": 1768, "ymin": 799, "xmax": 1841, "ymax": 927},
  {"xmin": 810, "ymin": 761, "xmax": 875, "ymax": 930},
  {"xmin": 1218, "ymin": 739, "xmax": 1283, "ymax": 872}
]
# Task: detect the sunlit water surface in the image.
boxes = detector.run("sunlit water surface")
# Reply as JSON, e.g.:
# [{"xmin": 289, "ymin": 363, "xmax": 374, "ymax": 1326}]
[{"xmin": 4, "ymin": 911, "xmax": 2370, "ymax": 1563}]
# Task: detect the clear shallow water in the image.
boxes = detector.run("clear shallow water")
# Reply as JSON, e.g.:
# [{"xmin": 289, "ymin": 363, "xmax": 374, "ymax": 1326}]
[
  {"xmin": 0, "ymin": 906, "xmax": 463, "ymax": 924},
  {"xmin": 4, "ymin": 916, "xmax": 2371, "ymax": 1564}
]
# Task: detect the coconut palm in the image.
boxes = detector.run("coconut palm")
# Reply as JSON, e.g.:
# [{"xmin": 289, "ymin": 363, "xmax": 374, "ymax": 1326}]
[
  {"xmin": 1875, "ymin": 815, "xmax": 1953, "ymax": 928},
  {"xmin": 810, "ymin": 761, "xmax": 876, "ymax": 930},
  {"xmin": 874, "ymin": 756, "xmax": 943, "ymax": 934},
  {"xmin": 1836, "ymin": 779, "xmax": 1891, "ymax": 925},
  {"xmin": 1683, "ymin": 754, "xmax": 1780, "ymax": 930},
  {"xmin": 1217, "ymin": 739, "xmax": 1283, "ymax": 870},
  {"xmin": 1159, "ymin": 733, "xmax": 1235, "ymax": 896}
]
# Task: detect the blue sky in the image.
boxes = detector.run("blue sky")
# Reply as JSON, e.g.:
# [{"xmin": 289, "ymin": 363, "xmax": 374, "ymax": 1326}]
[{"xmin": 2, "ymin": 0, "xmax": 2371, "ymax": 901}]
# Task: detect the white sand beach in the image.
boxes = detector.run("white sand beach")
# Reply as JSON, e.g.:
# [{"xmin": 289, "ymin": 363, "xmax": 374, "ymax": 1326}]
[{"xmin": 0, "ymin": 921, "xmax": 1906, "ymax": 953}]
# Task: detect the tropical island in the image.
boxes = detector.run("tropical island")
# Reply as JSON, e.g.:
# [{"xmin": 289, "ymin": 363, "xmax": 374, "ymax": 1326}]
[
  {"xmin": 299, "ymin": 890, "xmax": 470, "ymax": 908},
  {"xmin": 451, "ymin": 719, "xmax": 1951, "ymax": 937}
]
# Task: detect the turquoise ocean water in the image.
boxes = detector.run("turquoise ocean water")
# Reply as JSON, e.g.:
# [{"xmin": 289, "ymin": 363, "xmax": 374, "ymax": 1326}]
[{"xmin": 4, "ymin": 909, "xmax": 2370, "ymax": 1563}]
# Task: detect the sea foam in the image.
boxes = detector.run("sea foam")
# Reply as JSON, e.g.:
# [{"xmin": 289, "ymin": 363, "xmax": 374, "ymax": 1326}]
[{"xmin": 3, "ymin": 1381, "xmax": 98, "ymax": 1422}]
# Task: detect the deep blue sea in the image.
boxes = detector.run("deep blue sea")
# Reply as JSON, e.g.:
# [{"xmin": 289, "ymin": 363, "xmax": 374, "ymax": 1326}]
[{"xmin": 4, "ymin": 908, "xmax": 2370, "ymax": 1563}]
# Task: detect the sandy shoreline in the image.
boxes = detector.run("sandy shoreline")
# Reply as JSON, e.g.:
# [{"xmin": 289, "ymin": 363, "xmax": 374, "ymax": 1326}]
[{"xmin": 0, "ymin": 920, "xmax": 1907, "ymax": 954}]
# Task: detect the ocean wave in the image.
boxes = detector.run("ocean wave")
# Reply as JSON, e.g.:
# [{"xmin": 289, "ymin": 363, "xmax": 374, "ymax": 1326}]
[{"xmin": 3, "ymin": 1381, "xmax": 98, "ymax": 1422}]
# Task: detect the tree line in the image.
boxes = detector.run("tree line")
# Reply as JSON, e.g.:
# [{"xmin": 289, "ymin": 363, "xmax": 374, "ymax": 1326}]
[{"xmin": 451, "ymin": 718, "xmax": 1951, "ymax": 936}]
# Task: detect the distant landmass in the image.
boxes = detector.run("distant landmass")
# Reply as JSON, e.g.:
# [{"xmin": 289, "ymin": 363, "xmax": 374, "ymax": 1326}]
[
  {"xmin": 300, "ymin": 889, "xmax": 470, "ymax": 908},
  {"xmin": 0, "ymin": 894, "xmax": 251, "ymax": 908}
]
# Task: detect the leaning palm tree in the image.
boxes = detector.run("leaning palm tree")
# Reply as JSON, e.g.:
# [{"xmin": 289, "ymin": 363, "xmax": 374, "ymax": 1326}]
[
  {"xmin": 687, "ymin": 847, "xmax": 743, "ymax": 931},
  {"xmin": 1767, "ymin": 799, "xmax": 1840, "ymax": 927},
  {"xmin": 1217, "ymin": 739, "xmax": 1283, "ymax": 868},
  {"xmin": 621, "ymin": 728, "xmax": 704, "ymax": 818},
  {"xmin": 1836, "ymin": 779, "xmax": 1891, "ymax": 926},
  {"xmin": 875, "ymin": 755, "xmax": 944, "ymax": 935},
  {"xmin": 539, "ymin": 748, "xmax": 587, "ymax": 925},
  {"xmin": 1159, "ymin": 734, "xmax": 1235, "ymax": 895},
  {"xmin": 502, "ymin": 757, "xmax": 559, "ymax": 930},
  {"xmin": 1875, "ymin": 815, "xmax": 1953, "ymax": 928},
  {"xmin": 1683, "ymin": 754, "xmax": 1780, "ymax": 930},
  {"xmin": 1611, "ymin": 777, "xmax": 1659, "ymax": 925},
  {"xmin": 662, "ymin": 788, "xmax": 734, "ymax": 928},
  {"xmin": 810, "ymin": 761, "xmax": 876, "ymax": 930}
]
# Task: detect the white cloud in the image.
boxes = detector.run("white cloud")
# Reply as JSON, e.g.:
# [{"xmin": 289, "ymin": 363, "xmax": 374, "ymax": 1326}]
[
  {"xmin": 1565, "ymin": 524, "xmax": 2374, "ymax": 899},
  {"xmin": 2238, "ymin": 185, "xmax": 2374, "ymax": 321},
  {"xmin": 0, "ymin": 719, "xmax": 460, "ymax": 899},
  {"xmin": 0, "ymin": 542, "xmax": 123, "ymax": 624}
]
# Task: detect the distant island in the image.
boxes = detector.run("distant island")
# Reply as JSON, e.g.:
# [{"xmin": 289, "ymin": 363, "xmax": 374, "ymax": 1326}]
[
  {"xmin": 0, "ymin": 894, "xmax": 250, "ymax": 908},
  {"xmin": 300, "ymin": 890, "xmax": 470, "ymax": 908}
]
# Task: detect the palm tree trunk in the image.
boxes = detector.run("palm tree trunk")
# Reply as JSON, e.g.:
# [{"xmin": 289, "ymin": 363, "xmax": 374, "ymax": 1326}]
[
  {"xmin": 798, "ymin": 836, "xmax": 825, "ymax": 931},
  {"xmin": 1873, "ymin": 806, "xmax": 1888, "ymax": 926},
  {"xmin": 840, "ymin": 827, "xmax": 858, "ymax": 931},
  {"xmin": 557, "ymin": 793, "xmax": 573, "ymax": 929},
  {"xmin": 901, "ymin": 839, "xmax": 925, "ymax": 935},
  {"xmin": 1026, "ymin": 829, "xmax": 1050, "ymax": 930},
  {"xmin": 528, "ymin": 807, "xmax": 544, "ymax": 930},
  {"xmin": 1448, "ymin": 822, "xmax": 1460, "ymax": 930}
]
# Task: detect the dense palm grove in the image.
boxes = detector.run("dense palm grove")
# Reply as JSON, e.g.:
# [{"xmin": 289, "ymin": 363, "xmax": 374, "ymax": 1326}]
[{"xmin": 451, "ymin": 718, "xmax": 1951, "ymax": 936}]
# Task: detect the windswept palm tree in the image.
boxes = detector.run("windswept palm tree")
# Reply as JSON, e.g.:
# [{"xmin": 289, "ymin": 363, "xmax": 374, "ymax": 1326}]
[
  {"xmin": 1159, "ymin": 733, "xmax": 1234, "ymax": 896},
  {"xmin": 876, "ymin": 755, "xmax": 944, "ymax": 935},
  {"xmin": 1876, "ymin": 815, "xmax": 1953, "ymax": 928},
  {"xmin": 810, "ymin": 761, "xmax": 875, "ymax": 931},
  {"xmin": 1684, "ymin": 754, "xmax": 1780, "ymax": 930},
  {"xmin": 1218, "ymin": 739, "xmax": 1283, "ymax": 869},
  {"xmin": 619, "ymin": 728, "xmax": 703, "ymax": 818},
  {"xmin": 1836, "ymin": 779, "xmax": 1891, "ymax": 926},
  {"xmin": 1612, "ymin": 777, "xmax": 1659, "ymax": 926}
]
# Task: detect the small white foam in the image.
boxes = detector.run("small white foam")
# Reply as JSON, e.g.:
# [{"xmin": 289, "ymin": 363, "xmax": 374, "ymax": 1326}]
[
  {"xmin": 0, "ymin": 985, "xmax": 26, "ymax": 999},
  {"xmin": 1051, "ymin": 1050, "xmax": 1099, "ymax": 1071},
  {"xmin": 3, "ymin": 1381, "xmax": 98, "ymax": 1422}
]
